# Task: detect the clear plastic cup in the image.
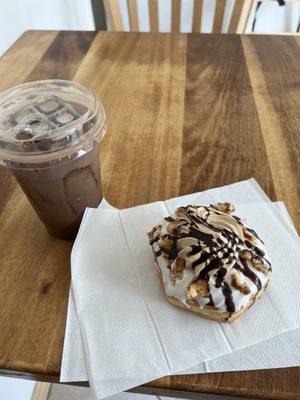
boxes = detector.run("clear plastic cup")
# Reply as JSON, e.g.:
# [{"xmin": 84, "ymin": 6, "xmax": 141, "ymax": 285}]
[{"xmin": 0, "ymin": 80, "xmax": 106, "ymax": 239}]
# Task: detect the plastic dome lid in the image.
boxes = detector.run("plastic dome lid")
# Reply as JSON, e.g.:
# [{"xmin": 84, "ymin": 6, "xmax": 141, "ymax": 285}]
[{"xmin": 0, "ymin": 80, "xmax": 106, "ymax": 165}]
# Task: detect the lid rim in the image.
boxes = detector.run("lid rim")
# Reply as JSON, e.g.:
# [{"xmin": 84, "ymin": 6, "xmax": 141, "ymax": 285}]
[
  {"xmin": 0, "ymin": 79, "xmax": 106, "ymax": 162},
  {"xmin": 0, "ymin": 115, "xmax": 107, "ymax": 165}
]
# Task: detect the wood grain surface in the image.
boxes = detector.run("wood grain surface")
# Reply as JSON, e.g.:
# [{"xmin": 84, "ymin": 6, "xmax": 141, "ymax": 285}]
[{"xmin": 0, "ymin": 31, "xmax": 299, "ymax": 400}]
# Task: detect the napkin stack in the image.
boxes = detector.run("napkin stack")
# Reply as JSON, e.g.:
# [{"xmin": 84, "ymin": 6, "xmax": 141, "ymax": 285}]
[{"xmin": 61, "ymin": 179, "xmax": 300, "ymax": 400}]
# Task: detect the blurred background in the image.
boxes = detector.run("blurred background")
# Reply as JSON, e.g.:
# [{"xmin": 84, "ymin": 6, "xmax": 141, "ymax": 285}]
[{"xmin": 1, "ymin": 0, "xmax": 300, "ymax": 56}]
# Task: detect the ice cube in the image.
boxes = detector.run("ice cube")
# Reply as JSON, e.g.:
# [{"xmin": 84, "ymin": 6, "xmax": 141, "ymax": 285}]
[
  {"xmin": 55, "ymin": 112, "xmax": 75, "ymax": 125},
  {"xmin": 38, "ymin": 100, "xmax": 59, "ymax": 113}
]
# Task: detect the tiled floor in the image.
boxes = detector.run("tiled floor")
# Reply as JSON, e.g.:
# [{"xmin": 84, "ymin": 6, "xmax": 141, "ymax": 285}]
[
  {"xmin": 48, "ymin": 384, "xmax": 180, "ymax": 400},
  {"xmin": 0, "ymin": 377, "xmax": 35, "ymax": 400},
  {"xmin": 48, "ymin": 384, "xmax": 92, "ymax": 400},
  {"xmin": 0, "ymin": 379, "xmax": 179, "ymax": 400}
]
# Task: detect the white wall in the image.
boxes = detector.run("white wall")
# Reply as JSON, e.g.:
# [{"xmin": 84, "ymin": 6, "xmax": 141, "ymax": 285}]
[
  {"xmin": 0, "ymin": 0, "xmax": 95, "ymax": 56},
  {"xmin": 0, "ymin": 0, "xmax": 25, "ymax": 56},
  {"xmin": 20, "ymin": 0, "xmax": 95, "ymax": 31},
  {"xmin": 252, "ymin": 0, "xmax": 300, "ymax": 32}
]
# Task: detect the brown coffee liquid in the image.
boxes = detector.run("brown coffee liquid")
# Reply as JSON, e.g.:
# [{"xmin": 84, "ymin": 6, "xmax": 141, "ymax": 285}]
[{"xmin": 12, "ymin": 145, "xmax": 102, "ymax": 240}]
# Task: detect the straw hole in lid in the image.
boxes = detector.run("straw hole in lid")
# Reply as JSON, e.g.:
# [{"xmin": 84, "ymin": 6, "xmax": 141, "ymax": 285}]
[
  {"xmin": 28, "ymin": 118, "xmax": 42, "ymax": 126},
  {"xmin": 13, "ymin": 127, "xmax": 34, "ymax": 141}
]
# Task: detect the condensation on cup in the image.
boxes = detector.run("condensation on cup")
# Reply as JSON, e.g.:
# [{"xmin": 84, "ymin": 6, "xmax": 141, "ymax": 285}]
[{"xmin": 0, "ymin": 80, "xmax": 106, "ymax": 239}]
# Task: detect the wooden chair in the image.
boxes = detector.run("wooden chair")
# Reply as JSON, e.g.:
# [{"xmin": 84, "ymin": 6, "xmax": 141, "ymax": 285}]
[{"xmin": 103, "ymin": 0, "xmax": 254, "ymax": 33}]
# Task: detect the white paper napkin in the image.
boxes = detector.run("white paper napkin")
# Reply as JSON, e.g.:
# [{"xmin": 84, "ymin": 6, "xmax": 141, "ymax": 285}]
[
  {"xmin": 67, "ymin": 180, "xmax": 300, "ymax": 399},
  {"xmin": 61, "ymin": 201, "xmax": 300, "ymax": 383}
]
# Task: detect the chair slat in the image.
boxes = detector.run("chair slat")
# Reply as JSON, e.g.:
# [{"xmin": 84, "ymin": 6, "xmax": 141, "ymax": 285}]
[
  {"xmin": 228, "ymin": 0, "xmax": 253, "ymax": 33},
  {"xmin": 228, "ymin": 0, "xmax": 252, "ymax": 33},
  {"xmin": 192, "ymin": 0, "xmax": 203, "ymax": 33},
  {"xmin": 103, "ymin": 0, "xmax": 124, "ymax": 31},
  {"xmin": 212, "ymin": 0, "xmax": 226, "ymax": 33},
  {"xmin": 148, "ymin": 0, "xmax": 159, "ymax": 32},
  {"xmin": 102, "ymin": 0, "xmax": 256, "ymax": 34},
  {"xmin": 127, "ymin": 0, "xmax": 139, "ymax": 31},
  {"xmin": 171, "ymin": 0, "xmax": 181, "ymax": 32}
]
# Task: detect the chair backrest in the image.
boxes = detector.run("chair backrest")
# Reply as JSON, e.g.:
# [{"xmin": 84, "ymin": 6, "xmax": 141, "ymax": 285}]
[{"xmin": 103, "ymin": 0, "xmax": 254, "ymax": 33}]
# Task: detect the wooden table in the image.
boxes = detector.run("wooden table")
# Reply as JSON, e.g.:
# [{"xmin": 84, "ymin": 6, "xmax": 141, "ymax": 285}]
[{"xmin": 0, "ymin": 31, "xmax": 299, "ymax": 400}]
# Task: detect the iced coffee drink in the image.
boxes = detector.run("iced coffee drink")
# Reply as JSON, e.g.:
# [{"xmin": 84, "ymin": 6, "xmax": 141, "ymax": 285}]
[{"xmin": 0, "ymin": 80, "xmax": 106, "ymax": 239}]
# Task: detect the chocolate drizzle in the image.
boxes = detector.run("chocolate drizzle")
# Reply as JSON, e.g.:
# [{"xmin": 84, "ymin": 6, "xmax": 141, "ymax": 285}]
[
  {"xmin": 168, "ymin": 245, "xmax": 179, "ymax": 259},
  {"xmin": 237, "ymin": 259, "xmax": 262, "ymax": 292},
  {"xmin": 215, "ymin": 267, "xmax": 228, "ymax": 288},
  {"xmin": 198, "ymin": 257, "xmax": 222, "ymax": 280},
  {"xmin": 207, "ymin": 293, "xmax": 215, "ymax": 307},
  {"xmin": 155, "ymin": 249, "xmax": 162, "ymax": 257},
  {"xmin": 192, "ymin": 251, "xmax": 212, "ymax": 268},
  {"xmin": 245, "ymin": 240, "xmax": 265, "ymax": 257},
  {"xmin": 253, "ymin": 245, "xmax": 265, "ymax": 258},
  {"xmin": 188, "ymin": 244, "xmax": 204, "ymax": 256},
  {"xmin": 222, "ymin": 282, "xmax": 235, "ymax": 313},
  {"xmin": 149, "ymin": 235, "xmax": 159, "ymax": 246},
  {"xmin": 189, "ymin": 227, "xmax": 214, "ymax": 245},
  {"xmin": 164, "ymin": 216, "xmax": 174, "ymax": 222},
  {"xmin": 247, "ymin": 227, "xmax": 261, "ymax": 241}
]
